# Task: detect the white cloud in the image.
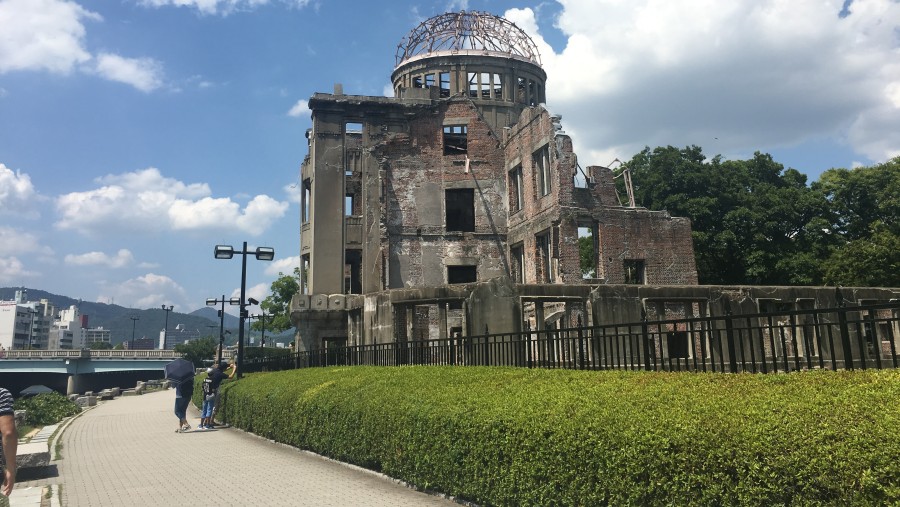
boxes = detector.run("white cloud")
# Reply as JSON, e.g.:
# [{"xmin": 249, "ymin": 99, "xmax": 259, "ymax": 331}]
[
  {"xmin": 0, "ymin": 227, "xmax": 54, "ymax": 257},
  {"xmin": 264, "ymin": 255, "xmax": 300, "ymax": 277},
  {"xmin": 0, "ymin": 0, "xmax": 99, "ymax": 74},
  {"xmin": 65, "ymin": 249, "xmax": 134, "ymax": 268},
  {"xmin": 55, "ymin": 167, "xmax": 289, "ymax": 236},
  {"xmin": 98, "ymin": 273, "xmax": 188, "ymax": 311},
  {"xmin": 0, "ymin": 256, "xmax": 38, "ymax": 284},
  {"xmin": 93, "ymin": 53, "xmax": 164, "ymax": 93},
  {"xmin": 382, "ymin": 83, "xmax": 394, "ymax": 97},
  {"xmin": 508, "ymin": 0, "xmax": 900, "ymax": 164},
  {"xmin": 0, "ymin": 88, "xmax": 7, "ymax": 98},
  {"xmin": 139, "ymin": 0, "xmax": 311, "ymax": 16},
  {"xmin": 0, "ymin": 163, "xmax": 42, "ymax": 218},
  {"xmin": 287, "ymin": 99, "xmax": 309, "ymax": 117},
  {"xmin": 283, "ymin": 181, "xmax": 302, "ymax": 204}
]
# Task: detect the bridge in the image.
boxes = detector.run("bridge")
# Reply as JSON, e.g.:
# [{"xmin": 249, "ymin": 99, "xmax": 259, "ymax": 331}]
[{"xmin": 0, "ymin": 349, "xmax": 183, "ymax": 395}]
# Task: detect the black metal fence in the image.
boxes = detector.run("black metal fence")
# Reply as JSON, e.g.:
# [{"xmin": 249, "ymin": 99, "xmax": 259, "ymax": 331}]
[{"xmin": 244, "ymin": 302, "xmax": 900, "ymax": 374}]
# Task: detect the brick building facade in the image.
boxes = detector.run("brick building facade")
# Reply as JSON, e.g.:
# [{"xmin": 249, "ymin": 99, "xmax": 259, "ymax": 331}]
[{"xmin": 292, "ymin": 11, "xmax": 698, "ymax": 349}]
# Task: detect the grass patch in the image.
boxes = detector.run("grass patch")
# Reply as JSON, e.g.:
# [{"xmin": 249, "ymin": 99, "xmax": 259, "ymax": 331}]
[{"xmin": 218, "ymin": 367, "xmax": 900, "ymax": 506}]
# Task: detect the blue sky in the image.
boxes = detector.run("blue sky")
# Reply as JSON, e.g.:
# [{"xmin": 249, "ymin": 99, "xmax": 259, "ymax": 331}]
[{"xmin": 1, "ymin": 0, "xmax": 898, "ymax": 313}]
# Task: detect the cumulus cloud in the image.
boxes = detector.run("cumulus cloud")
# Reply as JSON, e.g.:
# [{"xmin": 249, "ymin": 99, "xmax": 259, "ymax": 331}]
[
  {"xmin": 0, "ymin": 0, "xmax": 99, "ymax": 74},
  {"xmin": 264, "ymin": 255, "xmax": 300, "ymax": 277},
  {"xmin": 93, "ymin": 53, "xmax": 164, "ymax": 92},
  {"xmin": 0, "ymin": 256, "xmax": 38, "ymax": 284},
  {"xmin": 55, "ymin": 167, "xmax": 289, "ymax": 236},
  {"xmin": 65, "ymin": 249, "xmax": 134, "ymax": 268},
  {"xmin": 0, "ymin": 227, "xmax": 54, "ymax": 257},
  {"xmin": 98, "ymin": 273, "xmax": 188, "ymax": 310},
  {"xmin": 139, "ymin": 0, "xmax": 311, "ymax": 16},
  {"xmin": 506, "ymin": 0, "xmax": 900, "ymax": 164},
  {"xmin": 0, "ymin": 163, "xmax": 42, "ymax": 218},
  {"xmin": 0, "ymin": 0, "xmax": 166, "ymax": 92},
  {"xmin": 287, "ymin": 99, "xmax": 309, "ymax": 117}
]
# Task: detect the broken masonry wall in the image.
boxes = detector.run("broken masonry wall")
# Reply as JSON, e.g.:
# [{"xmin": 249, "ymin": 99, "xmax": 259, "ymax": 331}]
[
  {"xmin": 376, "ymin": 99, "xmax": 509, "ymax": 288},
  {"xmin": 594, "ymin": 209, "xmax": 698, "ymax": 285}
]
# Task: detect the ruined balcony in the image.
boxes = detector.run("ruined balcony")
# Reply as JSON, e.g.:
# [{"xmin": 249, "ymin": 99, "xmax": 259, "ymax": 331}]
[{"xmin": 345, "ymin": 215, "xmax": 363, "ymax": 246}]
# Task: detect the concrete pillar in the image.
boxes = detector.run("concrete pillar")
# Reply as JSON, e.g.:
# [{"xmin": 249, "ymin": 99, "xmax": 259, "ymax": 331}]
[
  {"xmin": 66, "ymin": 374, "xmax": 80, "ymax": 396},
  {"xmin": 438, "ymin": 303, "xmax": 448, "ymax": 341}
]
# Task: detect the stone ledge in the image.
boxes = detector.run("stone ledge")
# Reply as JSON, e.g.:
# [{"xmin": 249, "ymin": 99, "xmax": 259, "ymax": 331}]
[{"xmin": 16, "ymin": 442, "xmax": 50, "ymax": 468}]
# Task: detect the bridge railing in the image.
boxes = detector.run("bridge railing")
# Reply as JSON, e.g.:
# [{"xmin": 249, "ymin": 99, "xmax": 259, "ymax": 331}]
[{"xmin": 0, "ymin": 350, "xmax": 183, "ymax": 360}]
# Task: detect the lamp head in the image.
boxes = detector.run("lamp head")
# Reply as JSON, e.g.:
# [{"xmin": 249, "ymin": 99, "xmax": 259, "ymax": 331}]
[
  {"xmin": 214, "ymin": 245, "xmax": 234, "ymax": 259},
  {"xmin": 229, "ymin": 297, "xmax": 241, "ymax": 306},
  {"xmin": 206, "ymin": 298, "xmax": 217, "ymax": 306},
  {"xmin": 254, "ymin": 247, "xmax": 275, "ymax": 261}
]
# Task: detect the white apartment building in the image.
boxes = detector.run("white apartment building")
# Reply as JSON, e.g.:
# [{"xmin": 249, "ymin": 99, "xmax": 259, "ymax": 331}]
[{"xmin": 0, "ymin": 290, "xmax": 53, "ymax": 350}]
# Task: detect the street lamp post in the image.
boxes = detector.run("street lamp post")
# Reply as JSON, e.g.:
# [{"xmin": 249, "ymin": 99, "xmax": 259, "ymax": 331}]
[
  {"xmin": 207, "ymin": 295, "xmax": 241, "ymax": 366},
  {"xmin": 214, "ymin": 242, "xmax": 274, "ymax": 379},
  {"xmin": 250, "ymin": 312, "xmax": 268, "ymax": 348},
  {"xmin": 130, "ymin": 315, "xmax": 140, "ymax": 350},
  {"xmin": 161, "ymin": 305, "xmax": 174, "ymax": 350}
]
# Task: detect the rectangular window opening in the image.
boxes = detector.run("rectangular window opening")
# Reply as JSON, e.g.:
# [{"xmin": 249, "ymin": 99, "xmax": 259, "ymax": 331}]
[
  {"xmin": 534, "ymin": 145, "xmax": 552, "ymax": 196},
  {"xmin": 412, "ymin": 76, "xmax": 423, "ymax": 88},
  {"xmin": 493, "ymin": 73, "xmax": 502, "ymax": 100},
  {"xmin": 443, "ymin": 125, "xmax": 467, "ymax": 155},
  {"xmin": 345, "ymin": 194, "xmax": 354, "ymax": 216},
  {"xmin": 440, "ymin": 72, "xmax": 451, "ymax": 97},
  {"xmin": 445, "ymin": 188, "xmax": 475, "ymax": 232},
  {"xmin": 468, "ymin": 72, "xmax": 479, "ymax": 98},
  {"xmin": 481, "ymin": 72, "xmax": 491, "ymax": 99},
  {"xmin": 425, "ymin": 74, "xmax": 435, "ymax": 88},
  {"xmin": 517, "ymin": 77, "xmax": 526, "ymax": 103},
  {"xmin": 448, "ymin": 265, "xmax": 477, "ymax": 284},
  {"xmin": 302, "ymin": 178, "xmax": 311, "ymax": 223},
  {"xmin": 509, "ymin": 165, "xmax": 523, "ymax": 213},
  {"xmin": 536, "ymin": 231, "xmax": 553, "ymax": 283},
  {"xmin": 510, "ymin": 244, "xmax": 524, "ymax": 283},
  {"xmin": 578, "ymin": 226, "xmax": 595, "ymax": 279},
  {"xmin": 624, "ymin": 259, "xmax": 645, "ymax": 285}
]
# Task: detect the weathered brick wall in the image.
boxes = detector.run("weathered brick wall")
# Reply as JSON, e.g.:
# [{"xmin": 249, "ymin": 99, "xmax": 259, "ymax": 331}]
[{"xmin": 374, "ymin": 98, "xmax": 509, "ymax": 288}]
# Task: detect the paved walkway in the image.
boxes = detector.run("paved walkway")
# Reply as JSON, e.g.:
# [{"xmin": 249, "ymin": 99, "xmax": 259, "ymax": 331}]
[{"xmin": 13, "ymin": 390, "xmax": 458, "ymax": 507}]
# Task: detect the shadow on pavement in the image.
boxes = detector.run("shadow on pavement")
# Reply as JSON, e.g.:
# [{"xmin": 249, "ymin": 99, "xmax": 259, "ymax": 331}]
[{"xmin": 18, "ymin": 465, "xmax": 58, "ymax": 481}]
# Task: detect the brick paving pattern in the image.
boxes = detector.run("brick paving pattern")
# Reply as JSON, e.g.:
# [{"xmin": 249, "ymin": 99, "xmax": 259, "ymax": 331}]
[{"xmin": 13, "ymin": 390, "xmax": 456, "ymax": 507}]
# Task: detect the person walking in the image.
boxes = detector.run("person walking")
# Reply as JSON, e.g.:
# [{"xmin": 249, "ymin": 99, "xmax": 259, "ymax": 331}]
[
  {"xmin": 0, "ymin": 388, "xmax": 18, "ymax": 507},
  {"xmin": 200, "ymin": 361, "xmax": 236, "ymax": 429},
  {"xmin": 173, "ymin": 374, "xmax": 195, "ymax": 433}
]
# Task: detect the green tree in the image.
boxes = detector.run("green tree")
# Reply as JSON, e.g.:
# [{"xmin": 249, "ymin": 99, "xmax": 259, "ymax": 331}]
[
  {"xmin": 174, "ymin": 337, "xmax": 217, "ymax": 368},
  {"xmin": 88, "ymin": 341, "xmax": 113, "ymax": 350},
  {"xmin": 578, "ymin": 235, "xmax": 594, "ymax": 278},
  {"xmin": 815, "ymin": 157, "xmax": 900, "ymax": 286},
  {"xmin": 626, "ymin": 146, "xmax": 831, "ymax": 285},
  {"xmin": 253, "ymin": 268, "xmax": 301, "ymax": 335}
]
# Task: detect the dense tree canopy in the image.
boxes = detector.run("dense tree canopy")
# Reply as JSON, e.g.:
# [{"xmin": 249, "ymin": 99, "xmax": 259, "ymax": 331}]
[
  {"xmin": 623, "ymin": 147, "xmax": 899, "ymax": 287},
  {"xmin": 251, "ymin": 267, "xmax": 301, "ymax": 335},
  {"xmin": 174, "ymin": 337, "xmax": 217, "ymax": 367}
]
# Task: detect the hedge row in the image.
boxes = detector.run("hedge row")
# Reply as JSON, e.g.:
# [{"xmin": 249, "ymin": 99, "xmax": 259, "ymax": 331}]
[{"xmin": 215, "ymin": 367, "xmax": 900, "ymax": 506}]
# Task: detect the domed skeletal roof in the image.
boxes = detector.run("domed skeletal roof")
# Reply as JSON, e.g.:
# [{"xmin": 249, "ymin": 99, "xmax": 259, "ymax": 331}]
[{"xmin": 395, "ymin": 11, "xmax": 542, "ymax": 68}]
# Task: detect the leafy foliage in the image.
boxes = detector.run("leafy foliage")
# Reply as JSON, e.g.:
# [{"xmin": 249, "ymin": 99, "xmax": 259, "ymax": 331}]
[
  {"xmin": 626, "ymin": 147, "xmax": 898, "ymax": 286},
  {"xmin": 13, "ymin": 392, "xmax": 80, "ymax": 425},
  {"xmin": 216, "ymin": 367, "xmax": 900, "ymax": 506},
  {"xmin": 174, "ymin": 337, "xmax": 217, "ymax": 368},
  {"xmin": 255, "ymin": 268, "xmax": 300, "ymax": 335}
]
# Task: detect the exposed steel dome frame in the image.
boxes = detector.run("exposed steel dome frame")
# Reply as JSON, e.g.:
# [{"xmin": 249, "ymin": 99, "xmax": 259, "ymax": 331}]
[{"xmin": 395, "ymin": 11, "xmax": 542, "ymax": 68}]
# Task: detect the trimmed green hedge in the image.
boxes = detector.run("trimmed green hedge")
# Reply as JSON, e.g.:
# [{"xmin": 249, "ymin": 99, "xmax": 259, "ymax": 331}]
[{"xmin": 216, "ymin": 367, "xmax": 900, "ymax": 506}]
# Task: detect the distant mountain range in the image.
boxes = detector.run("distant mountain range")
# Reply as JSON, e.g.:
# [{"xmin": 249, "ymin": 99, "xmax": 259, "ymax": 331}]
[{"xmin": 0, "ymin": 287, "xmax": 292, "ymax": 346}]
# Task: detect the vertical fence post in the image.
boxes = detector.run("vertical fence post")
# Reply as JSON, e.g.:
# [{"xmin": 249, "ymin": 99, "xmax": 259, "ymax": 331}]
[
  {"xmin": 641, "ymin": 307, "xmax": 652, "ymax": 371},
  {"xmin": 723, "ymin": 300, "xmax": 738, "ymax": 373},
  {"xmin": 836, "ymin": 289, "xmax": 854, "ymax": 370},
  {"xmin": 577, "ymin": 315, "xmax": 585, "ymax": 370}
]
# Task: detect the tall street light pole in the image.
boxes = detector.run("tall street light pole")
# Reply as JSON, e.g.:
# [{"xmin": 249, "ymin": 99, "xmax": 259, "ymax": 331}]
[
  {"xmin": 207, "ymin": 295, "xmax": 239, "ymax": 365},
  {"xmin": 214, "ymin": 242, "xmax": 274, "ymax": 379},
  {"xmin": 130, "ymin": 315, "xmax": 140, "ymax": 349},
  {"xmin": 161, "ymin": 305, "xmax": 174, "ymax": 350},
  {"xmin": 250, "ymin": 312, "xmax": 268, "ymax": 348}
]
